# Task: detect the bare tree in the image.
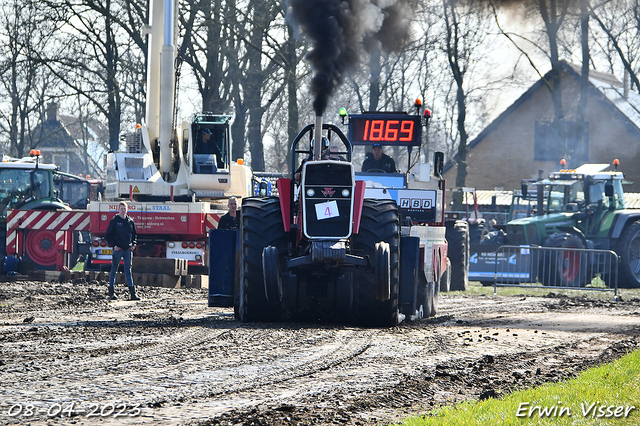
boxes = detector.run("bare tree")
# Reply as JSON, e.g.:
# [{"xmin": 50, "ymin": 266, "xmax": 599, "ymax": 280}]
[
  {"xmin": 574, "ymin": 0, "xmax": 590, "ymax": 154},
  {"xmin": 179, "ymin": 0, "xmax": 233, "ymax": 115},
  {"xmin": 284, "ymin": 17, "xmax": 302, "ymax": 162},
  {"xmin": 439, "ymin": 0, "xmax": 493, "ymax": 207},
  {"xmin": 536, "ymin": 0, "xmax": 572, "ymax": 121},
  {"xmin": 179, "ymin": 0, "xmax": 291, "ymax": 171},
  {"xmin": 590, "ymin": 0, "xmax": 640, "ymax": 93},
  {"xmin": 0, "ymin": 0, "xmax": 59, "ymax": 157},
  {"xmin": 39, "ymin": 0, "xmax": 145, "ymax": 152}
]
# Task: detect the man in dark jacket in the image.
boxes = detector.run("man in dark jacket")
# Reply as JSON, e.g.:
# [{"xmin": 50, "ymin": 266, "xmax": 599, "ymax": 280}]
[
  {"xmin": 362, "ymin": 143, "xmax": 397, "ymax": 173},
  {"xmin": 218, "ymin": 196, "xmax": 239, "ymax": 230},
  {"xmin": 105, "ymin": 201, "xmax": 139, "ymax": 300}
]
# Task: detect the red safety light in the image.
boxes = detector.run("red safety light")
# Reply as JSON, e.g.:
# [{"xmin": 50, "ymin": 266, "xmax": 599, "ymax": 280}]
[
  {"xmin": 92, "ymin": 241, "xmax": 100, "ymax": 247},
  {"xmin": 100, "ymin": 240, "xmax": 107, "ymax": 247},
  {"xmin": 196, "ymin": 242, "xmax": 203, "ymax": 249},
  {"xmin": 560, "ymin": 158, "xmax": 567, "ymax": 167},
  {"xmin": 424, "ymin": 108, "xmax": 432, "ymax": 119},
  {"xmin": 613, "ymin": 159, "xmax": 620, "ymax": 167},
  {"xmin": 182, "ymin": 242, "xmax": 188, "ymax": 248},
  {"xmin": 189, "ymin": 242, "xmax": 195, "ymax": 249}
]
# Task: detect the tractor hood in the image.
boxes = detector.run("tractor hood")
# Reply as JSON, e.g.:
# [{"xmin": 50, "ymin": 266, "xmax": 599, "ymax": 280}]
[{"xmin": 506, "ymin": 213, "xmax": 577, "ymax": 246}]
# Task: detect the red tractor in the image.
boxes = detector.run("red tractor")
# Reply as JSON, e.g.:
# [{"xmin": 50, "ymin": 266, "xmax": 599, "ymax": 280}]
[{"xmin": 236, "ymin": 120, "xmax": 445, "ymax": 326}]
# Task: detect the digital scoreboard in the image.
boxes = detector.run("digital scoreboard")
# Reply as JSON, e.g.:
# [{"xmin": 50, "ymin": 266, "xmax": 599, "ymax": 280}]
[{"xmin": 348, "ymin": 113, "xmax": 422, "ymax": 147}]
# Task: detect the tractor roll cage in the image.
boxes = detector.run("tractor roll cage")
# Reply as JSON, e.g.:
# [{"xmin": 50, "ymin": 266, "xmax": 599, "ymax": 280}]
[{"xmin": 289, "ymin": 123, "xmax": 352, "ymax": 181}]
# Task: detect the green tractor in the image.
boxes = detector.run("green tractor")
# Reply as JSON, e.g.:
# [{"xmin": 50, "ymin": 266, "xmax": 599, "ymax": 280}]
[
  {"xmin": 0, "ymin": 151, "xmax": 72, "ymax": 269},
  {"xmin": 504, "ymin": 160, "xmax": 640, "ymax": 288}
]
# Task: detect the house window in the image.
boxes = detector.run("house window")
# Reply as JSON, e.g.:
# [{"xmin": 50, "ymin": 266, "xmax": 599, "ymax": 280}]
[{"xmin": 534, "ymin": 120, "xmax": 589, "ymax": 163}]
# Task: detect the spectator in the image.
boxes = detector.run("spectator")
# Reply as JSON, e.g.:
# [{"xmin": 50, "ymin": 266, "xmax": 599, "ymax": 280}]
[
  {"xmin": 105, "ymin": 201, "xmax": 140, "ymax": 301},
  {"xmin": 218, "ymin": 196, "xmax": 239, "ymax": 230},
  {"xmin": 362, "ymin": 143, "xmax": 396, "ymax": 173}
]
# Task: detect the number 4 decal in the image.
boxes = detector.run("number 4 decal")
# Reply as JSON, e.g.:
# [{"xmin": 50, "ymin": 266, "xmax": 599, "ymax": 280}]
[{"xmin": 315, "ymin": 201, "xmax": 339, "ymax": 220}]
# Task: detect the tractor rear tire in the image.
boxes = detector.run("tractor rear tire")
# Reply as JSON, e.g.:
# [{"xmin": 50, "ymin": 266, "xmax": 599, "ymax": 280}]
[
  {"xmin": 469, "ymin": 222, "xmax": 486, "ymax": 244},
  {"xmin": 429, "ymin": 272, "xmax": 440, "ymax": 317},
  {"xmin": 262, "ymin": 246, "xmax": 283, "ymax": 303},
  {"xmin": 440, "ymin": 258, "xmax": 451, "ymax": 293},
  {"xmin": 428, "ymin": 253, "xmax": 442, "ymax": 316},
  {"xmin": 543, "ymin": 233, "xmax": 589, "ymax": 287},
  {"xmin": 350, "ymin": 199, "xmax": 400, "ymax": 327},
  {"xmin": 239, "ymin": 197, "xmax": 288, "ymax": 322},
  {"xmin": 431, "ymin": 281, "xmax": 440, "ymax": 317},
  {"xmin": 416, "ymin": 269, "xmax": 438, "ymax": 318},
  {"xmin": 374, "ymin": 242, "xmax": 391, "ymax": 301},
  {"xmin": 419, "ymin": 279, "xmax": 433, "ymax": 318},
  {"xmin": 615, "ymin": 221, "xmax": 640, "ymax": 288},
  {"xmin": 446, "ymin": 220, "xmax": 469, "ymax": 291}
]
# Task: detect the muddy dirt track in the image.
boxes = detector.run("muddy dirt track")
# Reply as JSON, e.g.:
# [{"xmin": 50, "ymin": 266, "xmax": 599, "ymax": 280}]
[{"xmin": 0, "ymin": 279, "xmax": 639, "ymax": 426}]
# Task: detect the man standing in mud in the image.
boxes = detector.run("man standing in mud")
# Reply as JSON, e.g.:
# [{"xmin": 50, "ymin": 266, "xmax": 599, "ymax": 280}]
[{"xmin": 105, "ymin": 201, "xmax": 140, "ymax": 301}]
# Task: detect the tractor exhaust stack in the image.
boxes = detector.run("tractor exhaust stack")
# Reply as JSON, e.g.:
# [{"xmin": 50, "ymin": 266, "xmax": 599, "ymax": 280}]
[{"xmin": 313, "ymin": 116, "xmax": 323, "ymax": 161}]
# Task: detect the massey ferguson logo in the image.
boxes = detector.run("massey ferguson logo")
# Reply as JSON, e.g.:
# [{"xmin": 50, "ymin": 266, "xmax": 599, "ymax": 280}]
[{"xmin": 321, "ymin": 187, "xmax": 335, "ymax": 197}]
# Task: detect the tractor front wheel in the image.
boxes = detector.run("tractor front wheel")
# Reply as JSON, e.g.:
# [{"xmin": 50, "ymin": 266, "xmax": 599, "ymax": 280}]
[
  {"xmin": 543, "ymin": 233, "xmax": 589, "ymax": 287},
  {"xmin": 350, "ymin": 199, "xmax": 400, "ymax": 327},
  {"xmin": 615, "ymin": 221, "xmax": 640, "ymax": 288},
  {"xmin": 239, "ymin": 197, "xmax": 288, "ymax": 322}
]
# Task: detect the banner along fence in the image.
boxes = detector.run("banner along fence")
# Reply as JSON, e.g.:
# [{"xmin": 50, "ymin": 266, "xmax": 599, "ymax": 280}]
[{"xmin": 480, "ymin": 245, "xmax": 618, "ymax": 296}]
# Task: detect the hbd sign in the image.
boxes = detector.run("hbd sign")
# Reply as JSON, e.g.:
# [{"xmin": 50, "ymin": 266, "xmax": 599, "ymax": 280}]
[
  {"xmin": 395, "ymin": 189, "xmax": 438, "ymax": 223},
  {"xmin": 399, "ymin": 198, "xmax": 432, "ymax": 209}
]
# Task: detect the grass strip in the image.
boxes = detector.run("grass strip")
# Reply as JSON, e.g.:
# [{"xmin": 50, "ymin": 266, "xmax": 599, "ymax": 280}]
[{"xmin": 397, "ymin": 347, "xmax": 640, "ymax": 425}]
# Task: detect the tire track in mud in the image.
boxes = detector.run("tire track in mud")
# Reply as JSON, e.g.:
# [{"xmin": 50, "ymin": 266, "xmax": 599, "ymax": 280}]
[
  {"xmin": 2, "ymin": 281, "xmax": 639, "ymax": 426},
  {"xmin": 161, "ymin": 328, "xmax": 375, "ymax": 405},
  {"xmin": 0, "ymin": 318, "xmax": 238, "ymax": 403},
  {"xmin": 90, "ymin": 328, "xmax": 373, "ymax": 407},
  {"xmin": 0, "ymin": 323, "xmax": 376, "ymax": 421}
]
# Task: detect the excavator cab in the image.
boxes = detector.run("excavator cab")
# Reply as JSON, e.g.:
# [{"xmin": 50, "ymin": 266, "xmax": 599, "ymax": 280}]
[
  {"xmin": 187, "ymin": 114, "xmax": 234, "ymax": 195},
  {"xmin": 191, "ymin": 115, "xmax": 230, "ymax": 172}
]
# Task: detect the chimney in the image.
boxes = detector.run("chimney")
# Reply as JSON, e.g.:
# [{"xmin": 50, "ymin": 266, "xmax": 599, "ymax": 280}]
[{"xmin": 47, "ymin": 102, "xmax": 59, "ymax": 122}]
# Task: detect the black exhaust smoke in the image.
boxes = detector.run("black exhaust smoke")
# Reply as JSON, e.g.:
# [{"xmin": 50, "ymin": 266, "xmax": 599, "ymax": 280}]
[{"xmin": 288, "ymin": 0, "xmax": 410, "ymax": 116}]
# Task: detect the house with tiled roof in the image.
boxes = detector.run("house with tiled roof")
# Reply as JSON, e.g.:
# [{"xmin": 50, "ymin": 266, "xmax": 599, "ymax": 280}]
[
  {"xmin": 29, "ymin": 103, "xmax": 106, "ymax": 179},
  {"xmin": 443, "ymin": 61, "xmax": 640, "ymax": 204}
]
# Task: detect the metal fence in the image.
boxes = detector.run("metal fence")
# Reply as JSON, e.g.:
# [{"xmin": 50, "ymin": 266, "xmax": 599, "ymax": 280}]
[{"xmin": 485, "ymin": 245, "xmax": 618, "ymax": 296}]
